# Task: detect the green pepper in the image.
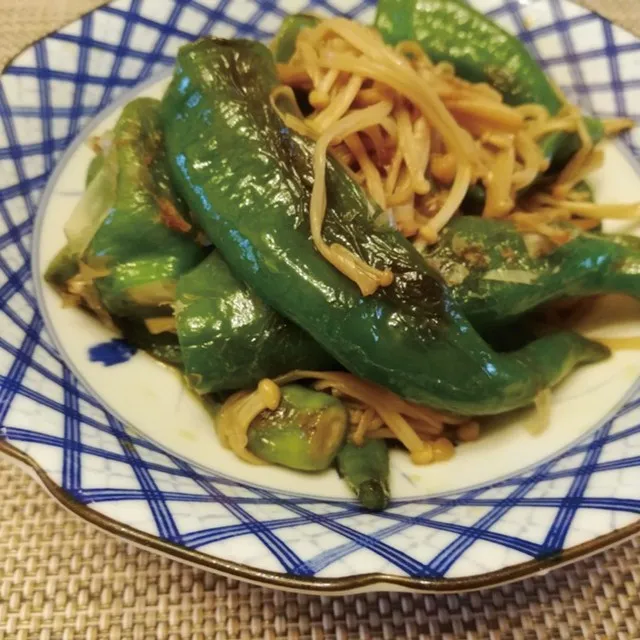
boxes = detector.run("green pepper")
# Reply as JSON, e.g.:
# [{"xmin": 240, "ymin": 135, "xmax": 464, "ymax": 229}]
[
  {"xmin": 162, "ymin": 38, "xmax": 608, "ymax": 416},
  {"xmin": 50, "ymin": 95, "xmax": 337, "ymax": 388},
  {"xmin": 48, "ymin": 98, "xmax": 206, "ymax": 321},
  {"xmin": 85, "ymin": 97, "xmax": 206, "ymax": 318},
  {"xmin": 373, "ymin": 0, "xmax": 604, "ymax": 210},
  {"xmin": 247, "ymin": 385, "xmax": 348, "ymax": 471},
  {"xmin": 175, "ymin": 252, "xmax": 337, "ymax": 394},
  {"xmin": 421, "ymin": 216, "xmax": 640, "ymax": 334},
  {"xmin": 336, "ymin": 439, "xmax": 390, "ymax": 511},
  {"xmin": 271, "ymin": 14, "xmax": 319, "ymax": 63},
  {"xmin": 375, "ymin": 0, "xmax": 561, "ymax": 108}
]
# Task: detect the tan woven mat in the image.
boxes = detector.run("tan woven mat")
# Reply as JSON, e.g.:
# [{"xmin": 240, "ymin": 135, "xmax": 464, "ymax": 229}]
[{"xmin": 1, "ymin": 1, "xmax": 640, "ymax": 638}]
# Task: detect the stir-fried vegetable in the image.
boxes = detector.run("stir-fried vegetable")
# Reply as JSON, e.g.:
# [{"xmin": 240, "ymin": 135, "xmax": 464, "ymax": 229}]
[
  {"xmin": 246, "ymin": 385, "xmax": 348, "ymax": 471},
  {"xmin": 161, "ymin": 38, "xmax": 608, "ymax": 416},
  {"xmin": 44, "ymin": 2, "xmax": 639, "ymax": 513},
  {"xmin": 47, "ymin": 97, "xmax": 206, "ymax": 321},
  {"xmin": 88, "ymin": 98, "xmax": 204, "ymax": 318}
]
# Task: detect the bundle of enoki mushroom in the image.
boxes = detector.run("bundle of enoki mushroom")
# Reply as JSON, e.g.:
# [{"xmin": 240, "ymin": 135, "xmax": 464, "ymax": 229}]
[
  {"xmin": 216, "ymin": 372, "xmax": 479, "ymax": 466},
  {"xmin": 274, "ymin": 17, "xmax": 637, "ymax": 295}
]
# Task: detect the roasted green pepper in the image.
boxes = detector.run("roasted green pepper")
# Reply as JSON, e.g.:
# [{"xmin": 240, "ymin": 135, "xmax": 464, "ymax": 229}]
[
  {"xmin": 175, "ymin": 252, "xmax": 336, "ymax": 394},
  {"xmin": 247, "ymin": 385, "xmax": 348, "ymax": 471},
  {"xmin": 162, "ymin": 38, "xmax": 608, "ymax": 416},
  {"xmin": 421, "ymin": 217, "xmax": 640, "ymax": 333},
  {"xmin": 336, "ymin": 439, "xmax": 390, "ymax": 511},
  {"xmin": 47, "ymin": 98, "xmax": 206, "ymax": 321},
  {"xmin": 86, "ymin": 98, "xmax": 205, "ymax": 318},
  {"xmin": 174, "ymin": 215, "xmax": 635, "ymax": 389}
]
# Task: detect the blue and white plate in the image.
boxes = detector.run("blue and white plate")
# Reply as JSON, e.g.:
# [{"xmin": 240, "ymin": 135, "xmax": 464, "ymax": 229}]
[{"xmin": 1, "ymin": 0, "xmax": 640, "ymax": 593}]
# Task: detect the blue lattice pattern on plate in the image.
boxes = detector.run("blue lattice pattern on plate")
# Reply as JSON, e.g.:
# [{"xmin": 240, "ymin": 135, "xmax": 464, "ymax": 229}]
[{"xmin": 1, "ymin": 0, "xmax": 640, "ymax": 581}]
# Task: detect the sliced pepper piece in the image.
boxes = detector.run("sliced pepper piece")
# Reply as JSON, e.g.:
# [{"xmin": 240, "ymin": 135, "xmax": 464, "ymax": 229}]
[
  {"xmin": 162, "ymin": 38, "xmax": 608, "ymax": 416},
  {"xmin": 175, "ymin": 253, "xmax": 337, "ymax": 394},
  {"xmin": 247, "ymin": 385, "xmax": 348, "ymax": 471}
]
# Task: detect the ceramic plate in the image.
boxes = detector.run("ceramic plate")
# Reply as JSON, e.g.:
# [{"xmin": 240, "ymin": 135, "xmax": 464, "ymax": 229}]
[{"xmin": 1, "ymin": 0, "xmax": 640, "ymax": 594}]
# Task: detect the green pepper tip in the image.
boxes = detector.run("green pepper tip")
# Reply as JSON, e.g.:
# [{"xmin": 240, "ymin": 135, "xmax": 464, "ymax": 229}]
[{"xmin": 357, "ymin": 479, "xmax": 390, "ymax": 511}]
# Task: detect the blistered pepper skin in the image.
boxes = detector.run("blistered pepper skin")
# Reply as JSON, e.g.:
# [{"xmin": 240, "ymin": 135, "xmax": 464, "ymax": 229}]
[{"xmin": 162, "ymin": 38, "xmax": 608, "ymax": 416}]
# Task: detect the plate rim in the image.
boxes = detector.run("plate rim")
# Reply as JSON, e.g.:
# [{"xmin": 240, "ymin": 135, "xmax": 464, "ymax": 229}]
[
  {"xmin": 1, "ymin": 0, "xmax": 639, "ymax": 594},
  {"xmin": 4, "ymin": 437, "xmax": 640, "ymax": 594}
]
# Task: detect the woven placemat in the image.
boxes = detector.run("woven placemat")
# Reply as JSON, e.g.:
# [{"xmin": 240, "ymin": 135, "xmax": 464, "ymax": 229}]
[{"xmin": 1, "ymin": 1, "xmax": 640, "ymax": 639}]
